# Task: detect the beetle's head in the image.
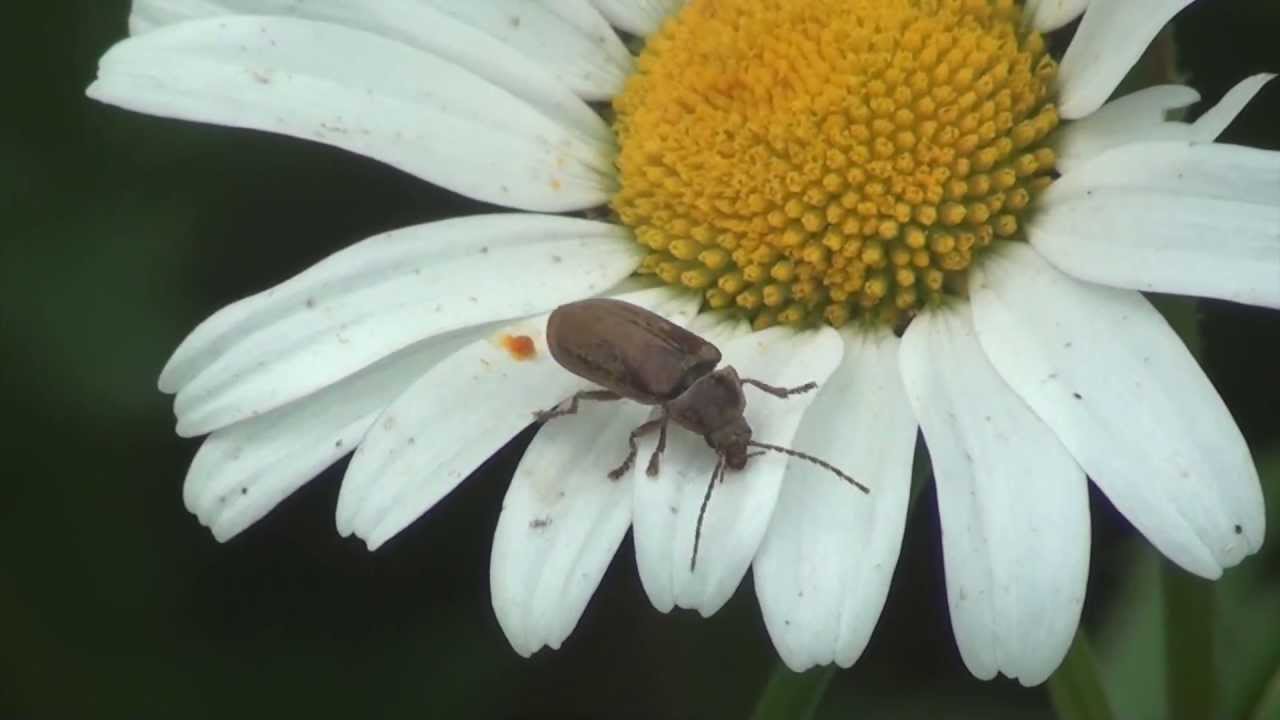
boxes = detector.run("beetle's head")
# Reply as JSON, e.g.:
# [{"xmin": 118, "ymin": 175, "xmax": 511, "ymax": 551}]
[{"xmin": 706, "ymin": 418, "xmax": 752, "ymax": 470}]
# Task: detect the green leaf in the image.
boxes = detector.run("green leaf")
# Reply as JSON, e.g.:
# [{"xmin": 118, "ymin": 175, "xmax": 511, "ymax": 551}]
[
  {"xmin": 1218, "ymin": 451, "xmax": 1280, "ymax": 719},
  {"xmin": 1250, "ymin": 665, "xmax": 1280, "ymax": 720},
  {"xmin": 751, "ymin": 666, "xmax": 838, "ymax": 720},
  {"xmin": 1095, "ymin": 546, "xmax": 1168, "ymax": 720},
  {"xmin": 1150, "ymin": 295, "xmax": 1204, "ymax": 360},
  {"xmin": 1048, "ymin": 632, "xmax": 1118, "ymax": 720},
  {"xmin": 1151, "ymin": 288, "xmax": 1217, "ymax": 719},
  {"xmin": 1163, "ymin": 565, "xmax": 1216, "ymax": 720}
]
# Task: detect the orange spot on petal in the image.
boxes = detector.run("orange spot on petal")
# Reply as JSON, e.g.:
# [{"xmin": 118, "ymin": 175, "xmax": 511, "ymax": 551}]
[{"xmin": 500, "ymin": 334, "xmax": 537, "ymax": 361}]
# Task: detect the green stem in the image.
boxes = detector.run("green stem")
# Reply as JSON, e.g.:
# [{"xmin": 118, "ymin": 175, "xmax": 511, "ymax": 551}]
[
  {"xmin": 750, "ymin": 666, "xmax": 837, "ymax": 720},
  {"xmin": 1047, "ymin": 631, "xmax": 1117, "ymax": 720},
  {"xmin": 1248, "ymin": 664, "xmax": 1280, "ymax": 720},
  {"xmin": 1163, "ymin": 563, "xmax": 1216, "ymax": 720}
]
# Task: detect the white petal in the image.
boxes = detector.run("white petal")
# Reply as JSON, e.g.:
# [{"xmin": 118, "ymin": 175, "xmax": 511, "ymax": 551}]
[
  {"xmin": 1054, "ymin": 85, "xmax": 1200, "ymax": 174},
  {"xmin": 590, "ymin": 0, "xmax": 682, "ymax": 36},
  {"xmin": 1024, "ymin": 0, "xmax": 1090, "ymax": 32},
  {"xmin": 1031, "ymin": 142, "xmax": 1280, "ymax": 309},
  {"xmin": 632, "ymin": 326, "xmax": 844, "ymax": 617},
  {"xmin": 899, "ymin": 304, "xmax": 1090, "ymax": 686},
  {"xmin": 129, "ymin": 0, "xmax": 226, "ymax": 33},
  {"xmin": 491, "ymin": 401, "xmax": 649, "ymax": 656},
  {"xmin": 489, "ymin": 289, "xmax": 702, "ymax": 656},
  {"xmin": 336, "ymin": 286, "xmax": 696, "ymax": 550},
  {"xmin": 164, "ymin": 214, "xmax": 642, "ymax": 437},
  {"xmin": 184, "ymin": 325, "xmax": 484, "ymax": 541},
  {"xmin": 426, "ymin": 1, "xmax": 632, "ymax": 101},
  {"xmin": 972, "ymin": 243, "xmax": 1266, "ymax": 579},
  {"xmin": 88, "ymin": 16, "xmax": 614, "ymax": 211},
  {"xmin": 752, "ymin": 329, "xmax": 916, "ymax": 671},
  {"xmin": 1057, "ymin": 0, "xmax": 1197, "ymax": 119},
  {"xmin": 128, "ymin": 0, "xmax": 612, "ymax": 143},
  {"xmin": 1056, "ymin": 75, "xmax": 1277, "ymax": 174},
  {"xmin": 1047, "ymin": 140, "xmax": 1280, "ymax": 206},
  {"xmin": 685, "ymin": 311, "xmax": 750, "ymax": 344},
  {"xmin": 1190, "ymin": 73, "xmax": 1277, "ymax": 141}
]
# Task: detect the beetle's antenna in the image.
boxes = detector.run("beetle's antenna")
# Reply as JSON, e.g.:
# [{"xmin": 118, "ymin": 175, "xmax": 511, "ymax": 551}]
[
  {"xmin": 747, "ymin": 441, "xmax": 870, "ymax": 493},
  {"xmin": 691, "ymin": 456, "xmax": 726, "ymax": 572}
]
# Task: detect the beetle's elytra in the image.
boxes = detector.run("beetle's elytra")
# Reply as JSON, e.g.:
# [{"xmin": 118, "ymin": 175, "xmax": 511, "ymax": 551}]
[{"xmin": 536, "ymin": 298, "xmax": 869, "ymax": 570}]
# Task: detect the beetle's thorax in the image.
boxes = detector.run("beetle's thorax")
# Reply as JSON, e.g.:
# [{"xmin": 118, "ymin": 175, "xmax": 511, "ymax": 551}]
[{"xmin": 668, "ymin": 366, "xmax": 751, "ymax": 466}]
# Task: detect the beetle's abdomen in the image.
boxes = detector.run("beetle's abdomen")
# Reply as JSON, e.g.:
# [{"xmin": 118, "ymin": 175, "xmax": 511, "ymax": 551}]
[{"xmin": 547, "ymin": 298, "xmax": 721, "ymax": 404}]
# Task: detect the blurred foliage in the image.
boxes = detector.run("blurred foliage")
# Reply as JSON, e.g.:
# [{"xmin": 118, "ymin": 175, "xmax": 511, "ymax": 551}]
[
  {"xmin": 3, "ymin": 2, "xmax": 1279, "ymax": 719},
  {"xmin": 752, "ymin": 666, "xmax": 837, "ymax": 720},
  {"xmin": 1047, "ymin": 635, "xmax": 1115, "ymax": 720}
]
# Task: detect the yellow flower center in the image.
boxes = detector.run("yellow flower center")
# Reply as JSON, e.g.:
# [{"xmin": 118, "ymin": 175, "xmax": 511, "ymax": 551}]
[{"xmin": 612, "ymin": 0, "xmax": 1060, "ymax": 329}]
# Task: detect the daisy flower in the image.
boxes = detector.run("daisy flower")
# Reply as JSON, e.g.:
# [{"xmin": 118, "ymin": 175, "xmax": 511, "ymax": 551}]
[{"xmin": 89, "ymin": 0, "xmax": 1276, "ymax": 685}]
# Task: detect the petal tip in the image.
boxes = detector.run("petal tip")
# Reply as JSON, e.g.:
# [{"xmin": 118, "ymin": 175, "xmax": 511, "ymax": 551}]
[
  {"xmin": 1185, "ymin": 561, "xmax": 1224, "ymax": 582},
  {"xmin": 157, "ymin": 360, "xmax": 183, "ymax": 394},
  {"xmin": 174, "ymin": 418, "xmax": 203, "ymax": 439},
  {"xmin": 511, "ymin": 645, "xmax": 537, "ymax": 659},
  {"xmin": 210, "ymin": 525, "xmax": 238, "ymax": 544},
  {"xmin": 334, "ymin": 500, "xmax": 360, "ymax": 538},
  {"xmin": 1014, "ymin": 669, "xmax": 1054, "ymax": 688},
  {"xmin": 361, "ymin": 533, "xmax": 386, "ymax": 552},
  {"xmin": 779, "ymin": 654, "xmax": 816, "ymax": 674},
  {"xmin": 209, "ymin": 523, "xmax": 236, "ymax": 543}
]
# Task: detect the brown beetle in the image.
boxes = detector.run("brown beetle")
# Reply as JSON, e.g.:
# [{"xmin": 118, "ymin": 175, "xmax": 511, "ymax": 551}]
[{"xmin": 536, "ymin": 298, "xmax": 869, "ymax": 569}]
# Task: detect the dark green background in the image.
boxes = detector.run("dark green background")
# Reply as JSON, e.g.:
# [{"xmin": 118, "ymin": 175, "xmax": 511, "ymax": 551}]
[{"xmin": 4, "ymin": 3, "xmax": 1278, "ymax": 719}]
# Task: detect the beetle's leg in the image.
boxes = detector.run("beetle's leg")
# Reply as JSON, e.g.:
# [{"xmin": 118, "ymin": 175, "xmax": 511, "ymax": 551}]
[
  {"xmin": 533, "ymin": 389, "xmax": 621, "ymax": 422},
  {"xmin": 644, "ymin": 412, "xmax": 670, "ymax": 477},
  {"xmin": 740, "ymin": 378, "xmax": 818, "ymax": 399},
  {"xmin": 608, "ymin": 416, "xmax": 664, "ymax": 480}
]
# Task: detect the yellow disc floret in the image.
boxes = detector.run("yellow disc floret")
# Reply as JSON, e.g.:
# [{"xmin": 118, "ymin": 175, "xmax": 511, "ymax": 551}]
[{"xmin": 612, "ymin": 0, "xmax": 1059, "ymax": 329}]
